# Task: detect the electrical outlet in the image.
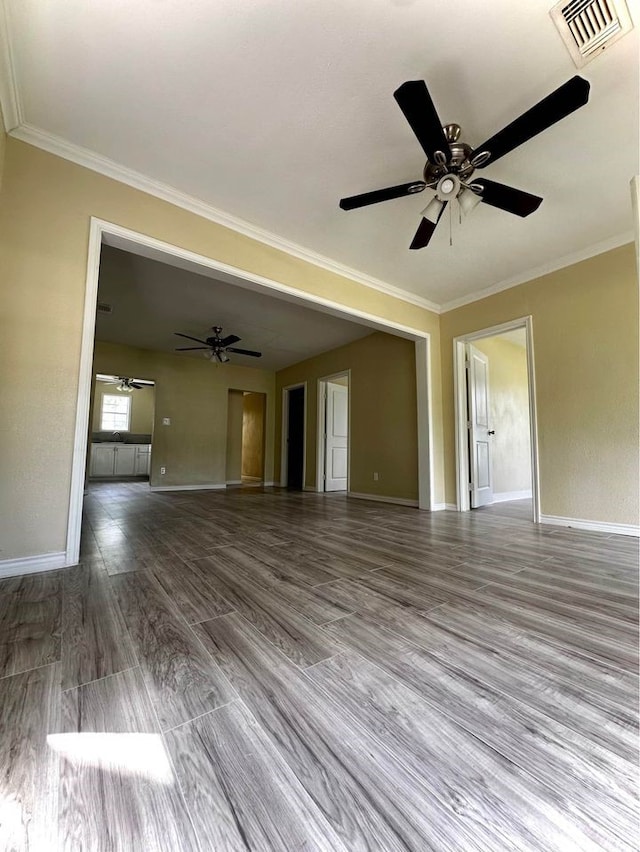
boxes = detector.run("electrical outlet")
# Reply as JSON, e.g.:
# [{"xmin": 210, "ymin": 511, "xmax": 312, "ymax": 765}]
[
  {"xmin": 160, "ymin": 466, "xmax": 166, "ymax": 475},
  {"xmin": 162, "ymin": 417, "xmax": 171, "ymax": 426},
  {"xmin": 373, "ymin": 472, "xmax": 379, "ymax": 481}
]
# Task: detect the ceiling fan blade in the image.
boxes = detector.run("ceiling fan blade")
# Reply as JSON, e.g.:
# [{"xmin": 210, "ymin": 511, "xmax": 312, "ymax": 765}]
[
  {"xmin": 226, "ymin": 347, "xmax": 262, "ymax": 358},
  {"xmin": 340, "ymin": 181, "xmax": 425, "ymax": 211},
  {"xmin": 409, "ymin": 202, "xmax": 447, "ymax": 250},
  {"xmin": 473, "ymin": 179, "xmax": 543, "ymax": 217},
  {"xmin": 393, "ymin": 81, "xmax": 450, "ymax": 165},
  {"xmin": 174, "ymin": 332, "xmax": 210, "ymax": 345},
  {"xmin": 219, "ymin": 334, "xmax": 240, "ymax": 347},
  {"xmin": 175, "ymin": 346, "xmax": 211, "ymax": 351},
  {"xmin": 470, "ymin": 76, "xmax": 590, "ymax": 168}
]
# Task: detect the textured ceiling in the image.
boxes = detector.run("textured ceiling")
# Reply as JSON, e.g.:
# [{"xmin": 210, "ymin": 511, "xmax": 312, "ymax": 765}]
[{"xmin": 3, "ymin": 0, "xmax": 638, "ymax": 308}]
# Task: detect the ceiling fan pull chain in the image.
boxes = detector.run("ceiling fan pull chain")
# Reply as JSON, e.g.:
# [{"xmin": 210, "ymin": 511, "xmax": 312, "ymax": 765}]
[{"xmin": 449, "ymin": 200, "xmax": 453, "ymax": 247}]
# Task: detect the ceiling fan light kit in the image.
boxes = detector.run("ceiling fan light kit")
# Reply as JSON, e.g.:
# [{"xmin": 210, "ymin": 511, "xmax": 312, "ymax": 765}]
[
  {"xmin": 174, "ymin": 326, "xmax": 262, "ymax": 363},
  {"xmin": 339, "ymin": 75, "xmax": 591, "ymax": 249}
]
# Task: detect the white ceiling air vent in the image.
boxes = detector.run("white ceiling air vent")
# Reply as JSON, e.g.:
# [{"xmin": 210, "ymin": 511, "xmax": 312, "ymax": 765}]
[
  {"xmin": 550, "ymin": 0, "xmax": 634, "ymax": 66},
  {"xmin": 96, "ymin": 301, "xmax": 113, "ymax": 315}
]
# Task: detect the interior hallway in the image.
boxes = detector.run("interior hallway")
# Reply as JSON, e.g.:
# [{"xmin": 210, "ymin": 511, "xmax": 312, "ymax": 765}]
[{"xmin": 1, "ymin": 483, "xmax": 638, "ymax": 850}]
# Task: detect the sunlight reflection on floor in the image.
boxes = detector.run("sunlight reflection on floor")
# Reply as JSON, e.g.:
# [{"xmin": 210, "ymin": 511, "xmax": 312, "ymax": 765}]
[{"xmin": 47, "ymin": 733, "xmax": 174, "ymax": 784}]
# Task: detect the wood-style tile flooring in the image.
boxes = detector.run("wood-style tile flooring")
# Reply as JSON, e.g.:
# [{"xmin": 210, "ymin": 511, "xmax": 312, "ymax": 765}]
[{"xmin": 1, "ymin": 482, "xmax": 638, "ymax": 851}]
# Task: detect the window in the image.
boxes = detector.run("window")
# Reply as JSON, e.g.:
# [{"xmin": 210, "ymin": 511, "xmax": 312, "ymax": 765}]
[{"xmin": 101, "ymin": 394, "xmax": 131, "ymax": 431}]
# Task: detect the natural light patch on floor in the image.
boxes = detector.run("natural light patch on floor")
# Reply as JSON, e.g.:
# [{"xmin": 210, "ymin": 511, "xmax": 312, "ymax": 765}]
[{"xmin": 47, "ymin": 733, "xmax": 174, "ymax": 784}]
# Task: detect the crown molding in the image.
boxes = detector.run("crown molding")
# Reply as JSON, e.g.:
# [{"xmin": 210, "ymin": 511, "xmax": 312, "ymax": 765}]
[
  {"xmin": 439, "ymin": 230, "xmax": 634, "ymax": 313},
  {"xmin": 6, "ymin": 122, "xmax": 632, "ymax": 317},
  {"xmin": 9, "ymin": 122, "xmax": 442, "ymax": 315},
  {"xmin": 0, "ymin": 0, "xmax": 20, "ymax": 130}
]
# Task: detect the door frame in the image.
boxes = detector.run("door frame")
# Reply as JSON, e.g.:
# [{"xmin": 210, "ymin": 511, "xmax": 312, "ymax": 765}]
[
  {"xmin": 453, "ymin": 316, "xmax": 541, "ymax": 522},
  {"xmin": 66, "ymin": 218, "xmax": 437, "ymax": 566},
  {"xmin": 316, "ymin": 370, "xmax": 350, "ymax": 492},
  {"xmin": 280, "ymin": 382, "xmax": 307, "ymax": 488}
]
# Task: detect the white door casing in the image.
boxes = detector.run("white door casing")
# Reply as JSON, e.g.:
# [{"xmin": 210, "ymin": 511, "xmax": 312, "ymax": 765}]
[
  {"xmin": 325, "ymin": 382, "xmax": 348, "ymax": 491},
  {"xmin": 467, "ymin": 344, "xmax": 493, "ymax": 508}
]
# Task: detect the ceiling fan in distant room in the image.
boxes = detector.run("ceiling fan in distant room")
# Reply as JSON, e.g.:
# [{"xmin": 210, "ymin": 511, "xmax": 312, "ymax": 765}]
[
  {"xmin": 98, "ymin": 376, "xmax": 154, "ymax": 392},
  {"xmin": 339, "ymin": 75, "xmax": 590, "ymax": 249},
  {"xmin": 174, "ymin": 326, "xmax": 262, "ymax": 363}
]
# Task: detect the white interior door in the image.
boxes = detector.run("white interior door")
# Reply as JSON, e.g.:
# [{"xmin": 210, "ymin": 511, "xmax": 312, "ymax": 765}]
[
  {"xmin": 467, "ymin": 344, "xmax": 493, "ymax": 507},
  {"xmin": 325, "ymin": 382, "xmax": 348, "ymax": 491}
]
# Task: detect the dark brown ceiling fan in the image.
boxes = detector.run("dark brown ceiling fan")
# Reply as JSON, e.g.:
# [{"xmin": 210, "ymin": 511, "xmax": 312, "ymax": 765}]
[
  {"xmin": 174, "ymin": 326, "xmax": 262, "ymax": 363},
  {"xmin": 339, "ymin": 75, "xmax": 590, "ymax": 249}
]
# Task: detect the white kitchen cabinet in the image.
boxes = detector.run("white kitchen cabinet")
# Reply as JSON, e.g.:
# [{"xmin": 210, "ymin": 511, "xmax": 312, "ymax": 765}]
[
  {"xmin": 134, "ymin": 445, "xmax": 151, "ymax": 476},
  {"xmin": 91, "ymin": 445, "xmax": 117, "ymax": 477},
  {"xmin": 114, "ymin": 445, "xmax": 136, "ymax": 476},
  {"xmin": 90, "ymin": 443, "xmax": 151, "ymax": 478}
]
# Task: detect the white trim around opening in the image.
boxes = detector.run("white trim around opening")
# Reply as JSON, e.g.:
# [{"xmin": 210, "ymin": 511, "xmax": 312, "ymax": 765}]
[
  {"xmin": 453, "ymin": 316, "xmax": 541, "ymax": 523},
  {"xmin": 316, "ymin": 370, "xmax": 350, "ymax": 493},
  {"xmin": 64, "ymin": 218, "xmax": 436, "ymax": 568}
]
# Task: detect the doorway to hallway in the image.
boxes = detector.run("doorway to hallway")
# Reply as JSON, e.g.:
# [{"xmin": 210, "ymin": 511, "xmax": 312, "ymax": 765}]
[
  {"xmin": 317, "ymin": 372, "xmax": 350, "ymax": 493},
  {"xmin": 454, "ymin": 318, "xmax": 540, "ymax": 522},
  {"xmin": 282, "ymin": 384, "xmax": 306, "ymax": 490}
]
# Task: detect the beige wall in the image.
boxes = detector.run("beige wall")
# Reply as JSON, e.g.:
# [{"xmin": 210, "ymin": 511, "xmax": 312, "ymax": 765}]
[
  {"xmin": 0, "ymin": 138, "xmax": 441, "ymax": 560},
  {"xmin": 92, "ymin": 381, "xmax": 155, "ymax": 435},
  {"xmin": 93, "ymin": 341, "xmax": 275, "ymax": 489},
  {"xmin": 242, "ymin": 393, "xmax": 265, "ymax": 479},
  {"xmin": 473, "ymin": 336, "xmax": 531, "ymax": 495},
  {"xmin": 0, "ymin": 132, "xmax": 636, "ymax": 560},
  {"xmin": 0, "ymin": 103, "xmax": 6, "ymax": 192},
  {"xmin": 276, "ymin": 332, "xmax": 419, "ymax": 501},
  {"xmin": 440, "ymin": 245, "xmax": 639, "ymax": 525},
  {"xmin": 225, "ymin": 390, "xmax": 244, "ymax": 483}
]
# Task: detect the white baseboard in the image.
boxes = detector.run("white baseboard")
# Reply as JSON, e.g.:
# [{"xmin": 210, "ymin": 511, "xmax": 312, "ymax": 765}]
[
  {"xmin": 149, "ymin": 483, "xmax": 226, "ymax": 492},
  {"xmin": 263, "ymin": 481, "xmax": 277, "ymax": 487},
  {"xmin": 492, "ymin": 490, "xmax": 533, "ymax": 503},
  {"xmin": 431, "ymin": 503, "xmax": 458, "ymax": 511},
  {"xmin": 226, "ymin": 479, "xmax": 243, "ymax": 486},
  {"xmin": 540, "ymin": 514, "xmax": 640, "ymax": 537},
  {"xmin": 348, "ymin": 491, "xmax": 419, "ymax": 508},
  {"xmin": 0, "ymin": 551, "xmax": 67, "ymax": 579}
]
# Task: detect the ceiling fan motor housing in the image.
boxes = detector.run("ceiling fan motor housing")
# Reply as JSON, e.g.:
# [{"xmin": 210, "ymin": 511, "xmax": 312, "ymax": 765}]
[{"xmin": 424, "ymin": 127, "xmax": 475, "ymax": 184}]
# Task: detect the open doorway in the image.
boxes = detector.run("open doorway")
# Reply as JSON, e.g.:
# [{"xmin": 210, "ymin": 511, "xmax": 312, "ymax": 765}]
[
  {"xmin": 281, "ymin": 384, "xmax": 306, "ymax": 490},
  {"xmin": 66, "ymin": 220, "xmax": 436, "ymax": 567},
  {"xmin": 317, "ymin": 372, "xmax": 350, "ymax": 492},
  {"xmin": 88, "ymin": 374, "xmax": 155, "ymax": 481},
  {"xmin": 454, "ymin": 317, "xmax": 540, "ymax": 522},
  {"xmin": 226, "ymin": 390, "xmax": 266, "ymax": 485}
]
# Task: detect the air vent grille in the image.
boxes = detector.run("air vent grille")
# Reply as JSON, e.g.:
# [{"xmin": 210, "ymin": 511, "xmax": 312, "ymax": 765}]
[
  {"xmin": 550, "ymin": 0, "xmax": 633, "ymax": 66},
  {"xmin": 96, "ymin": 301, "xmax": 113, "ymax": 314}
]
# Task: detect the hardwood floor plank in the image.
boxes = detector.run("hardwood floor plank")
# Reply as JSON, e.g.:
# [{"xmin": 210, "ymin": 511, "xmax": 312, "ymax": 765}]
[
  {"xmin": 57, "ymin": 667, "xmax": 199, "ymax": 851},
  {"xmin": 110, "ymin": 571, "xmax": 236, "ymax": 730},
  {"xmin": 145, "ymin": 556, "xmax": 235, "ymax": 624},
  {"xmin": 0, "ymin": 663, "xmax": 60, "ymax": 851},
  {"xmin": 0, "ymin": 571, "xmax": 62, "ymax": 678},
  {"xmin": 475, "ymin": 580, "xmax": 639, "ymax": 642},
  {"xmin": 61, "ymin": 562, "xmax": 138, "ymax": 690},
  {"xmin": 407, "ymin": 608, "xmax": 638, "ymax": 763},
  {"xmin": 323, "ymin": 613, "xmax": 638, "ymax": 848},
  {"xmin": 196, "ymin": 612, "xmax": 506, "ymax": 852},
  {"xmin": 190, "ymin": 554, "xmax": 338, "ymax": 667},
  {"xmin": 166, "ymin": 699, "xmax": 349, "ymax": 851},
  {"xmin": 425, "ymin": 603, "xmax": 639, "ymax": 718},
  {"xmin": 5, "ymin": 483, "xmax": 636, "ymax": 851},
  {"xmin": 307, "ymin": 651, "xmax": 609, "ymax": 852},
  {"xmin": 193, "ymin": 545, "xmax": 355, "ymax": 624}
]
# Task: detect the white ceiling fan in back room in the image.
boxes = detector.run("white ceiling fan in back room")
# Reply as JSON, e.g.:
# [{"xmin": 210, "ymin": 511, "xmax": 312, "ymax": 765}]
[{"xmin": 339, "ymin": 75, "xmax": 591, "ymax": 249}]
